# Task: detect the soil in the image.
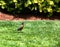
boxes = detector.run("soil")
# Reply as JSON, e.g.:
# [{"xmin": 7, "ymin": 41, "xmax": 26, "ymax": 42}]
[{"xmin": 0, "ymin": 10, "xmax": 60, "ymax": 20}]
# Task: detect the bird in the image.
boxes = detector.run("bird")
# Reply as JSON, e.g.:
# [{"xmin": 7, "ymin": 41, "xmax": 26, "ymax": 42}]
[{"xmin": 17, "ymin": 22, "xmax": 24, "ymax": 31}]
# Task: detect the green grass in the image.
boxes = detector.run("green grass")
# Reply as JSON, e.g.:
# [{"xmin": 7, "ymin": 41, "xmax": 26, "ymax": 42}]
[{"xmin": 0, "ymin": 20, "xmax": 60, "ymax": 47}]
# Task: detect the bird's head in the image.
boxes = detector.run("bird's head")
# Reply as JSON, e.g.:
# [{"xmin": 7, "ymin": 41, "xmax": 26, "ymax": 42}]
[{"xmin": 21, "ymin": 22, "xmax": 24, "ymax": 25}]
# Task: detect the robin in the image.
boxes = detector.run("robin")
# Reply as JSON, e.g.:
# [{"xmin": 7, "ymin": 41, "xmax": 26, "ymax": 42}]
[{"xmin": 17, "ymin": 22, "xmax": 24, "ymax": 31}]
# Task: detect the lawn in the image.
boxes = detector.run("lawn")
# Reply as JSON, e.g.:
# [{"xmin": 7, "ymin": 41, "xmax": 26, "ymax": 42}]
[{"xmin": 0, "ymin": 20, "xmax": 60, "ymax": 47}]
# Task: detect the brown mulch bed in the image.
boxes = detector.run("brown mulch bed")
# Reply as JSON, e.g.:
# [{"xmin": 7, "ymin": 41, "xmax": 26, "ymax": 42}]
[{"xmin": 0, "ymin": 11, "xmax": 60, "ymax": 20}]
